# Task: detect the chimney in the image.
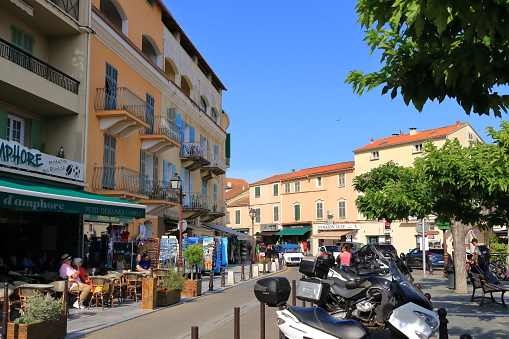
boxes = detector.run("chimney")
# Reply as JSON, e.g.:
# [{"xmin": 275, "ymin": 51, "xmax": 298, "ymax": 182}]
[
  {"xmin": 409, "ymin": 127, "xmax": 417, "ymax": 135},
  {"xmin": 370, "ymin": 138, "xmax": 375, "ymax": 143},
  {"xmin": 291, "ymin": 169, "xmax": 295, "ymax": 173},
  {"xmin": 456, "ymin": 120, "xmax": 461, "ymax": 125}
]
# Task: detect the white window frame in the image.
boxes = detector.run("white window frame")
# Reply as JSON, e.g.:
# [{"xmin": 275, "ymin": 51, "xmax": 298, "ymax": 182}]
[
  {"xmin": 273, "ymin": 183, "xmax": 279, "ymax": 196},
  {"xmin": 254, "ymin": 186, "xmax": 261, "ymax": 198},
  {"xmin": 370, "ymin": 151, "xmax": 379, "ymax": 160},
  {"xmin": 234, "ymin": 209, "xmax": 241, "ymax": 225},
  {"xmin": 254, "ymin": 208, "xmax": 261, "ymax": 223},
  {"xmin": 338, "ymin": 200, "xmax": 347, "ymax": 219},
  {"xmin": 413, "ymin": 143, "xmax": 423, "ymax": 154},
  {"xmin": 316, "ymin": 201, "xmax": 324, "ymax": 220},
  {"xmin": 338, "ymin": 173, "xmax": 346, "ymax": 187},
  {"xmin": 284, "ymin": 182, "xmax": 291, "ymax": 194},
  {"xmin": 7, "ymin": 114, "xmax": 25, "ymax": 144},
  {"xmin": 294, "ymin": 181, "xmax": 301, "ymax": 192},
  {"xmin": 316, "ymin": 176, "xmax": 322, "ymax": 188},
  {"xmin": 273, "ymin": 205, "xmax": 279, "ymax": 222}
]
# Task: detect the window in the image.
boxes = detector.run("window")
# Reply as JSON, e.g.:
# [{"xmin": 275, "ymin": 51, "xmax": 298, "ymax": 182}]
[
  {"xmin": 338, "ymin": 200, "xmax": 346, "ymax": 219},
  {"xmin": 413, "ymin": 144, "xmax": 423, "ymax": 154},
  {"xmin": 103, "ymin": 133, "xmax": 116, "ymax": 189},
  {"xmin": 200, "ymin": 97, "xmax": 208, "ymax": 114},
  {"xmin": 146, "ymin": 93, "xmax": 154, "ymax": 133},
  {"xmin": 11, "ymin": 25, "xmax": 33, "ymax": 70},
  {"xmin": 235, "ymin": 210, "xmax": 241, "ymax": 225},
  {"xmin": 273, "ymin": 183, "xmax": 279, "ymax": 196},
  {"xmin": 316, "ymin": 201, "xmax": 324, "ymax": 219},
  {"xmin": 254, "ymin": 208, "xmax": 261, "ymax": 223},
  {"xmin": 284, "ymin": 182, "xmax": 291, "ymax": 193},
  {"xmin": 254, "ymin": 186, "xmax": 261, "ymax": 198},
  {"xmin": 294, "ymin": 181, "xmax": 301, "ymax": 192},
  {"xmin": 211, "ymin": 108, "xmax": 219, "ymax": 124},
  {"xmin": 338, "ymin": 173, "xmax": 346, "ymax": 187},
  {"xmin": 294, "ymin": 204, "xmax": 301, "ymax": 221},
  {"xmin": 316, "ymin": 176, "xmax": 323, "ymax": 187},
  {"xmin": 273, "ymin": 206, "xmax": 279, "ymax": 222},
  {"xmin": 226, "ymin": 211, "xmax": 230, "ymax": 224},
  {"xmin": 371, "ymin": 151, "xmax": 379, "ymax": 160},
  {"xmin": 7, "ymin": 115, "xmax": 24, "ymax": 143}
]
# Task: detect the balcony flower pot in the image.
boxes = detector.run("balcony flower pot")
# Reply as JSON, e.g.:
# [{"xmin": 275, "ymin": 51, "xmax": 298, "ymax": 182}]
[
  {"xmin": 156, "ymin": 289, "xmax": 181, "ymax": 306},
  {"xmin": 182, "ymin": 279, "xmax": 202, "ymax": 297}
]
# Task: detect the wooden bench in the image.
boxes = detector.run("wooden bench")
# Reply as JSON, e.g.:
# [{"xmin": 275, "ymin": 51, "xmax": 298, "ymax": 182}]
[{"xmin": 470, "ymin": 272, "xmax": 508, "ymax": 307}]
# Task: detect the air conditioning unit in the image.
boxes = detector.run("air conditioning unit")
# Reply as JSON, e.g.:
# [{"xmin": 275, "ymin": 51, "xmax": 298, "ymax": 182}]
[{"xmin": 327, "ymin": 210, "xmax": 334, "ymax": 217}]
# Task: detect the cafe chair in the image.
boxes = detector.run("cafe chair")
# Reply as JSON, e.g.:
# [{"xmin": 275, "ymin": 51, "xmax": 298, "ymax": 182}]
[
  {"xmin": 39, "ymin": 271, "xmax": 59, "ymax": 283},
  {"xmin": 0, "ymin": 285, "xmax": 18, "ymax": 321},
  {"xmin": 124, "ymin": 273, "xmax": 142, "ymax": 302},
  {"xmin": 49, "ymin": 280, "xmax": 70, "ymax": 317},
  {"xmin": 154, "ymin": 269, "xmax": 169, "ymax": 288},
  {"xmin": 89, "ymin": 277, "xmax": 111, "ymax": 310},
  {"xmin": 106, "ymin": 272, "xmax": 125, "ymax": 303},
  {"xmin": 18, "ymin": 286, "xmax": 39, "ymax": 312}
]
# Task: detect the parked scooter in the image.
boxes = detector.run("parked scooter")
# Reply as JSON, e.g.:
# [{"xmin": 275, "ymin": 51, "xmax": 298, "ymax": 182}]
[{"xmin": 254, "ymin": 246, "xmax": 439, "ymax": 339}]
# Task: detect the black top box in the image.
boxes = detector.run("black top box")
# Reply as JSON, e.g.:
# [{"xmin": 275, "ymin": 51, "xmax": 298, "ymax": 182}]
[
  {"xmin": 254, "ymin": 277, "xmax": 291, "ymax": 307},
  {"xmin": 299, "ymin": 258, "xmax": 329, "ymax": 279}
]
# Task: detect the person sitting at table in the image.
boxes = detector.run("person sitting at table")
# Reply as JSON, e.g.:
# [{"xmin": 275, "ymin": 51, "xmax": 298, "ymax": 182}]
[
  {"xmin": 73, "ymin": 258, "xmax": 92, "ymax": 286},
  {"xmin": 114, "ymin": 253, "xmax": 129, "ymax": 270},
  {"xmin": 88, "ymin": 251, "xmax": 103, "ymax": 268},
  {"xmin": 7, "ymin": 255, "xmax": 24, "ymax": 273},
  {"xmin": 0, "ymin": 257, "xmax": 22, "ymax": 280},
  {"xmin": 22, "ymin": 251, "xmax": 39, "ymax": 273},
  {"xmin": 136, "ymin": 253, "xmax": 151, "ymax": 271},
  {"xmin": 59, "ymin": 254, "xmax": 91, "ymax": 309}
]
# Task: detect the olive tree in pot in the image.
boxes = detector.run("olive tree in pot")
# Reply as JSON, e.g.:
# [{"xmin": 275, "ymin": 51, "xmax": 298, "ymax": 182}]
[
  {"xmin": 182, "ymin": 244, "xmax": 204, "ymax": 297},
  {"xmin": 157, "ymin": 268, "xmax": 186, "ymax": 306}
]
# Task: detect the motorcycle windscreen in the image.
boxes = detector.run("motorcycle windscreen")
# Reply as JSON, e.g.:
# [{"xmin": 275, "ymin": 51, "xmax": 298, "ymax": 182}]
[{"xmin": 390, "ymin": 260, "xmax": 434, "ymax": 311}]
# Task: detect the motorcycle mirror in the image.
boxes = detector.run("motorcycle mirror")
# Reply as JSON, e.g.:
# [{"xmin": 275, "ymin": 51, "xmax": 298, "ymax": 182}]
[
  {"xmin": 399, "ymin": 253, "xmax": 406, "ymax": 260},
  {"xmin": 424, "ymin": 293, "xmax": 432, "ymax": 301}
]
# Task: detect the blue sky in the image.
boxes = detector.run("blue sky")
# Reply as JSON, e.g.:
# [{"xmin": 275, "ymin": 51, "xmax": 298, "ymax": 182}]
[{"xmin": 163, "ymin": 0, "xmax": 506, "ymax": 183}]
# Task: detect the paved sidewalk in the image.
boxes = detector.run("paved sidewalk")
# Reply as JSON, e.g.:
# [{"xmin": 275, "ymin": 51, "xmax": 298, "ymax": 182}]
[{"xmin": 65, "ymin": 262, "xmax": 282, "ymax": 338}]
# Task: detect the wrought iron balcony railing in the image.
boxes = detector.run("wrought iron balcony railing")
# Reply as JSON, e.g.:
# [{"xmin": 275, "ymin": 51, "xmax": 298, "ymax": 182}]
[
  {"xmin": 148, "ymin": 180, "xmax": 180, "ymax": 204},
  {"xmin": 0, "ymin": 38, "xmax": 79, "ymax": 94},
  {"xmin": 210, "ymin": 199, "xmax": 226, "ymax": 214},
  {"xmin": 49, "ymin": 0, "xmax": 79, "ymax": 20},
  {"xmin": 183, "ymin": 192, "xmax": 210, "ymax": 210},
  {"xmin": 180, "ymin": 142, "xmax": 211, "ymax": 161},
  {"xmin": 140, "ymin": 114, "xmax": 182, "ymax": 144},
  {"xmin": 95, "ymin": 87, "xmax": 150, "ymax": 124},
  {"xmin": 92, "ymin": 166, "xmax": 151, "ymax": 196}
]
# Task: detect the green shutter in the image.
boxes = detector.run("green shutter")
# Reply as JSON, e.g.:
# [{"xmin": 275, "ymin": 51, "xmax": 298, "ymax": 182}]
[
  {"xmin": 295, "ymin": 205, "xmax": 300, "ymax": 221},
  {"xmin": 225, "ymin": 133, "xmax": 230, "ymax": 159},
  {"xmin": 30, "ymin": 120, "xmax": 43, "ymax": 150},
  {"xmin": 0, "ymin": 108, "xmax": 7, "ymax": 139}
]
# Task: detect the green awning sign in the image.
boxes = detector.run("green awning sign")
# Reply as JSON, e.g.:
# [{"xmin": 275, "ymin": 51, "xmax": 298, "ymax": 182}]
[
  {"xmin": 276, "ymin": 228, "xmax": 310, "ymax": 236},
  {"xmin": 0, "ymin": 177, "xmax": 145, "ymax": 218}
]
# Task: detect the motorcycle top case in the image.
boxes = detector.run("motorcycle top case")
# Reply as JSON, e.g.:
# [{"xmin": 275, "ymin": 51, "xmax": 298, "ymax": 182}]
[
  {"xmin": 254, "ymin": 277, "xmax": 291, "ymax": 306},
  {"xmin": 299, "ymin": 258, "xmax": 329, "ymax": 279},
  {"xmin": 296, "ymin": 278, "xmax": 330, "ymax": 305}
]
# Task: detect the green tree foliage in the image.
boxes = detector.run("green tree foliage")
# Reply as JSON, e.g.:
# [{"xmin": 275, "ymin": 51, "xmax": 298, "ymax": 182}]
[
  {"xmin": 183, "ymin": 244, "xmax": 204, "ymax": 280},
  {"xmin": 346, "ymin": 0, "xmax": 509, "ymax": 116}
]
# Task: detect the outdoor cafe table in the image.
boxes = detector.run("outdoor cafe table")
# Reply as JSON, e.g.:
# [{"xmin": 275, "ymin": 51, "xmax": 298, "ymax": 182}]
[{"xmin": 19, "ymin": 284, "xmax": 54, "ymax": 290}]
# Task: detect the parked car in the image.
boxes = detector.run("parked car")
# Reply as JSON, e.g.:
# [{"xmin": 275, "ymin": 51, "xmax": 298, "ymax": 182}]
[
  {"xmin": 351, "ymin": 243, "xmax": 398, "ymax": 265},
  {"xmin": 404, "ymin": 248, "xmax": 445, "ymax": 268},
  {"xmin": 273, "ymin": 244, "xmax": 305, "ymax": 266},
  {"xmin": 317, "ymin": 245, "xmax": 342, "ymax": 260},
  {"xmin": 336, "ymin": 242, "xmax": 364, "ymax": 252}
]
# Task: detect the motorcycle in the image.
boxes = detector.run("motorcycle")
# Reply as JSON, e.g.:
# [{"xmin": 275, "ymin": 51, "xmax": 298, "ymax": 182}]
[{"xmin": 254, "ymin": 246, "xmax": 439, "ymax": 339}]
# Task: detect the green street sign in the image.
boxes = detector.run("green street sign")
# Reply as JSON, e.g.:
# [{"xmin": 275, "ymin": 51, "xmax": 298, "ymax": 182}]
[{"xmin": 436, "ymin": 221, "xmax": 451, "ymax": 230}]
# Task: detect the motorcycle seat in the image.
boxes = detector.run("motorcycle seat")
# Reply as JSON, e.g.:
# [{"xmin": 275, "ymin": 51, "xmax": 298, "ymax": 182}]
[{"xmin": 289, "ymin": 306, "xmax": 369, "ymax": 339}]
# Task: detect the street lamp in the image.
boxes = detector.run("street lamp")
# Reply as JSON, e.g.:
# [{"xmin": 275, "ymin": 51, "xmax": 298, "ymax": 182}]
[
  {"xmin": 170, "ymin": 173, "xmax": 184, "ymax": 268},
  {"xmin": 249, "ymin": 208, "xmax": 256, "ymax": 264}
]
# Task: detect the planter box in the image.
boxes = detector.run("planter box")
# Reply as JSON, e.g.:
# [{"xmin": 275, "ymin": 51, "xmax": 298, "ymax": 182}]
[
  {"xmin": 156, "ymin": 289, "xmax": 181, "ymax": 306},
  {"xmin": 182, "ymin": 279, "xmax": 202, "ymax": 297},
  {"xmin": 7, "ymin": 316, "xmax": 67, "ymax": 339}
]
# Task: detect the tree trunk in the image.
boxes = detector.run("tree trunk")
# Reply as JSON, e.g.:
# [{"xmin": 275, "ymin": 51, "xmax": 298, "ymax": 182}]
[{"xmin": 451, "ymin": 220, "xmax": 470, "ymax": 293}]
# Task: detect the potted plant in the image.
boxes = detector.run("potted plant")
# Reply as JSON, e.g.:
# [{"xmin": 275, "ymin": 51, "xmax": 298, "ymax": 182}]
[
  {"xmin": 8, "ymin": 292, "xmax": 66, "ymax": 339},
  {"xmin": 182, "ymin": 244, "xmax": 204, "ymax": 297},
  {"xmin": 156, "ymin": 268, "xmax": 186, "ymax": 306}
]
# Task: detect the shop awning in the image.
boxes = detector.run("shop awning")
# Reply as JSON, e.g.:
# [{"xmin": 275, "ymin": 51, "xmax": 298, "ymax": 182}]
[
  {"xmin": 255, "ymin": 231, "xmax": 279, "ymax": 237},
  {"xmin": 311, "ymin": 230, "xmax": 351, "ymax": 239},
  {"xmin": 276, "ymin": 229, "xmax": 310, "ymax": 236},
  {"xmin": 202, "ymin": 224, "xmax": 251, "ymax": 240},
  {"xmin": 0, "ymin": 176, "xmax": 145, "ymax": 218}
]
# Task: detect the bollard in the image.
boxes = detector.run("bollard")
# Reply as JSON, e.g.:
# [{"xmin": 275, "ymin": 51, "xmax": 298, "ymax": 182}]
[
  {"xmin": 253, "ymin": 265, "xmax": 259, "ymax": 278},
  {"xmin": 2, "ymin": 282, "xmax": 8, "ymax": 339},
  {"xmin": 191, "ymin": 326, "xmax": 199, "ymax": 339},
  {"xmin": 209, "ymin": 270, "xmax": 214, "ymax": 291},
  {"xmin": 227, "ymin": 271, "xmax": 236, "ymax": 285},
  {"xmin": 249, "ymin": 264, "xmax": 253, "ymax": 279},
  {"xmin": 292, "ymin": 280, "xmax": 297, "ymax": 306},
  {"xmin": 241, "ymin": 265, "xmax": 245, "ymax": 281},
  {"xmin": 220, "ymin": 268, "xmax": 226, "ymax": 287},
  {"xmin": 234, "ymin": 306, "xmax": 240, "ymax": 339},
  {"xmin": 437, "ymin": 308, "xmax": 448, "ymax": 339},
  {"xmin": 260, "ymin": 301, "xmax": 265, "ymax": 339}
]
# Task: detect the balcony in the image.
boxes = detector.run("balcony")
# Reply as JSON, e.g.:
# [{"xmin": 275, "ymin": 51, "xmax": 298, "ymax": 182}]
[
  {"xmin": 0, "ymin": 38, "xmax": 80, "ymax": 115},
  {"xmin": 95, "ymin": 87, "xmax": 151, "ymax": 139},
  {"xmin": 91, "ymin": 166, "xmax": 150, "ymax": 201},
  {"xmin": 180, "ymin": 142, "xmax": 211, "ymax": 171},
  {"xmin": 201, "ymin": 199, "xmax": 226, "ymax": 222},
  {"xmin": 202, "ymin": 154, "xmax": 226, "ymax": 177},
  {"xmin": 139, "ymin": 113, "xmax": 181, "ymax": 155},
  {"xmin": 181, "ymin": 192, "xmax": 210, "ymax": 219},
  {"xmin": 138, "ymin": 180, "xmax": 180, "ymax": 215}
]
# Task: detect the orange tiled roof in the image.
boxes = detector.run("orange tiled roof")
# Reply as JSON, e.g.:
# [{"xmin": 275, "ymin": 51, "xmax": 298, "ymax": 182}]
[
  {"xmin": 353, "ymin": 122, "xmax": 469, "ymax": 152},
  {"xmin": 227, "ymin": 195, "xmax": 249, "ymax": 207},
  {"xmin": 250, "ymin": 173, "xmax": 292, "ymax": 186},
  {"xmin": 284, "ymin": 161, "xmax": 355, "ymax": 180},
  {"xmin": 225, "ymin": 178, "xmax": 249, "ymax": 200}
]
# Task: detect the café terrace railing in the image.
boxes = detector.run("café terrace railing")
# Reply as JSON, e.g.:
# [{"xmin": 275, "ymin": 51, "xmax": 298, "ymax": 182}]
[
  {"xmin": 94, "ymin": 87, "xmax": 150, "ymax": 124},
  {"xmin": 0, "ymin": 37, "xmax": 79, "ymax": 94}
]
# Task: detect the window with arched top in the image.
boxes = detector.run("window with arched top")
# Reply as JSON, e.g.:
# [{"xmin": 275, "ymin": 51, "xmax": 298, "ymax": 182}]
[
  {"xmin": 200, "ymin": 97, "xmax": 208, "ymax": 114},
  {"xmin": 180, "ymin": 77, "xmax": 192, "ymax": 97},
  {"xmin": 142, "ymin": 35, "xmax": 159, "ymax": 64},
  {"xmin": 100, "ymin": 0, "xmax": 127, "ymax": 34},
  {"xmin": 164, "ymin": 58, "xmax": 177, "ymax": 82},
  {"xmin": 211, "ymin": 108, "xmax": 219, "ymax": 124}
]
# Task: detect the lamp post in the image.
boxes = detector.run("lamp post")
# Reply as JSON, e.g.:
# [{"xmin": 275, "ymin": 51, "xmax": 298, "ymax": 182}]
[
  {"xmin": 170, "ymin": 174, "xmax": 184, "ymax": 268},
  {"xmin": 249, "ymin": 208, "xmax": 256, "ymax": 264}
]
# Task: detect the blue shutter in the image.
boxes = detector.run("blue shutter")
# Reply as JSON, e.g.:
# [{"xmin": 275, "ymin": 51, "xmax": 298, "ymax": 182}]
[
  {"xmin": 213, "ymin": 184, "xmax": 217, "ymax": 201},
  {"xmin": 189, "ymin": 126, "xmax": 195, "ymax": 143},
  {"xmin": 163, "ymin": 160, "xmax": 169, "ymax": 182},
  {"xmin": 105, "ymin": 63, "xmax": 118, "ymax": 110},
  {"xmin": 176, "ymin": 113, "xmax": 184, "ymax": 141},
  {"xmin": 172, "ymin": 164, "xmax": 177, "ymax": 178}
]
